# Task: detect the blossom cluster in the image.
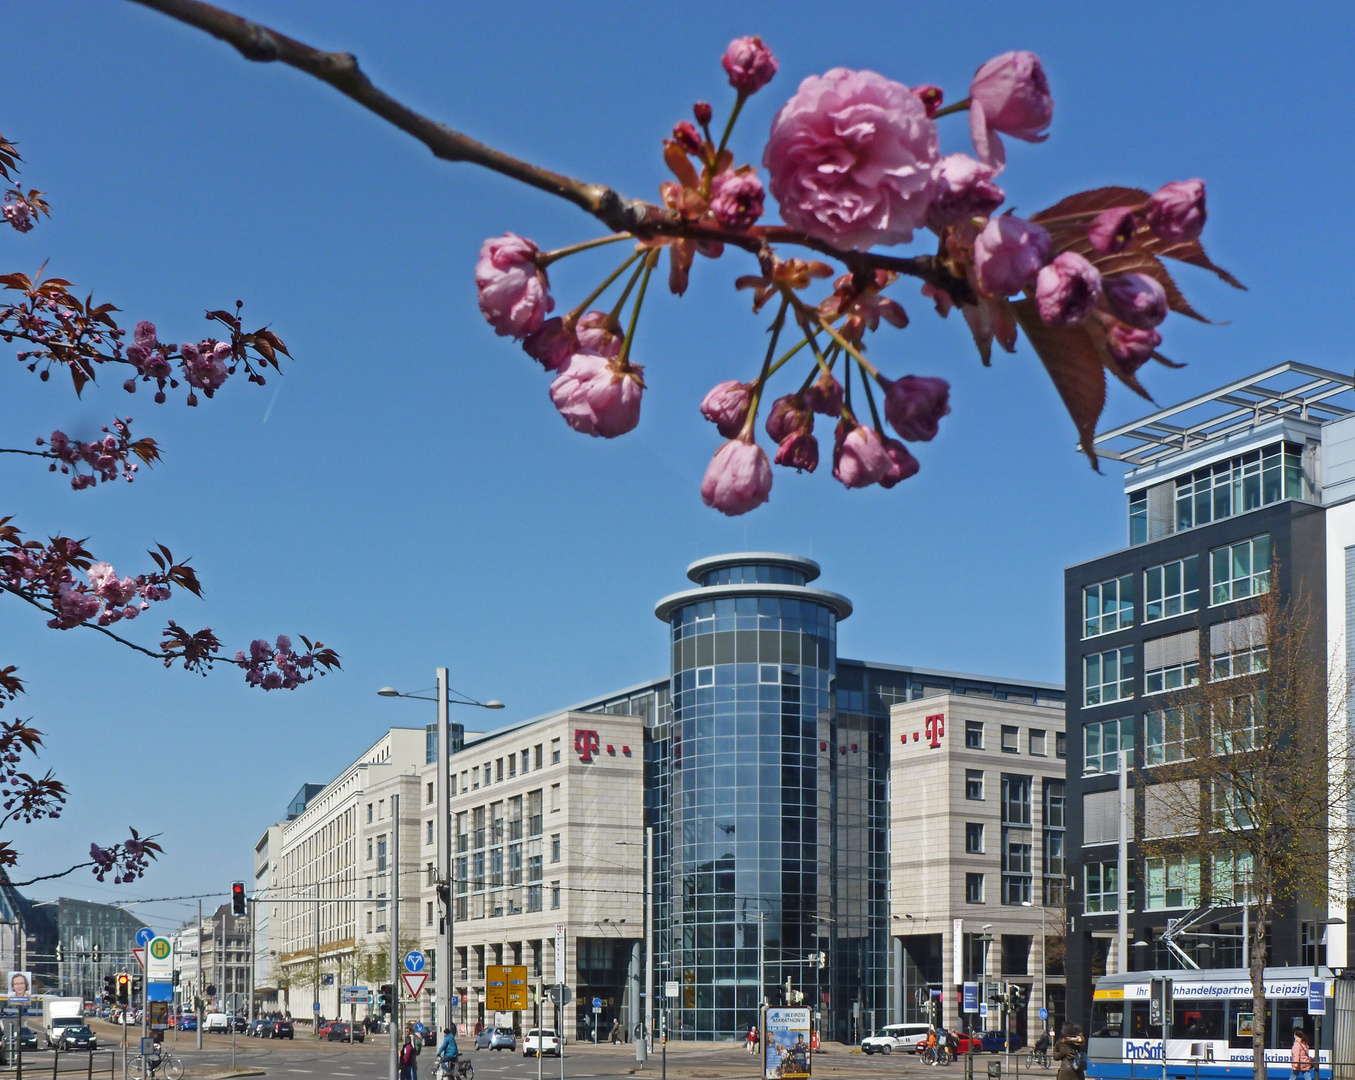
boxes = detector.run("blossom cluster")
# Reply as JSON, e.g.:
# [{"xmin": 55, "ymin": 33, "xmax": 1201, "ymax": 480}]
[
  {"xmin": 33, "ymin": 417, "xmax": 159, "ymax": 489},
  {"xmin": 234, "ymin": 634, "xmax": 334, "ymax": 691},
  {"xmin": 89, "ymin": 829, "xmax": 161, "ymax": 884},
  {"xmin": 472, "ymin": 33, "xmax": 1228, "ymax": 513},
  {"xmin": 0, "ymin": 719, "xmax": 63, "ymax": 826}
]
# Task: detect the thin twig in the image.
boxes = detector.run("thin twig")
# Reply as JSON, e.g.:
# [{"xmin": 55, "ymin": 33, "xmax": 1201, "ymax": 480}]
[{"xmin": 0, "ymin": 583, "xmax": 171, "ymax": 661}]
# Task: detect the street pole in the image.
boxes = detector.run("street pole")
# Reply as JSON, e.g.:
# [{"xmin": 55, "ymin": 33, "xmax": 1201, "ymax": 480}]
[
  {"xmin": 643, "ymin": 824, "xmax": 653, "ymax": 1060},
  {"xmin": 314, "ymin": 888, "xmax": 321, "ymax": 1032},
  {"xmin": 758, "ymin": 911, "xmax": 765, "ymax": 1010},
  {"xmin": 196, "ymin": 901, "xmax": 203, "ymax": 1051},
  {"xmin": 437, "ymin": 668, "xmax": 451, "ymax": 1041},
  {"xmin": 1117, "ymin": 750, "xmax": 1129, "ymax": 976},
  {"xmin": 390, "ymin": 792, "xmax": 400, "ymax": 1080},
  {"xmin": 248, "ymin": 898, "xmax": 255, "ymax": 1025}
]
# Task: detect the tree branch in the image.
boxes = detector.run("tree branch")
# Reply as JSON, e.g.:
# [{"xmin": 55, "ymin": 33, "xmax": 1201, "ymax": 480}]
[
  {"xmin": 0, "ymin": 583, "xmax": 166, "ymax": 661},
  {"xmin": 7, "ymin": 862, "xmax": 93, "ymax": 887}
]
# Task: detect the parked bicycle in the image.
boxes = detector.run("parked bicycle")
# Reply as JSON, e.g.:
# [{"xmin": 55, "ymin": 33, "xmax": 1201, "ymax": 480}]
[{"xmin": 1025, "ymin": 1047, "xmax": 1052, "ymax": 1070}]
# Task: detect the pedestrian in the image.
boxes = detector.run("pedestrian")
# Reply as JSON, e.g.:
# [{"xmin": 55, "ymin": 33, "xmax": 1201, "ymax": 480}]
[
  {"xmin": 400, "ymin": 1034, "xmax": 418, "ymax": 1080},
  {"xmin": 1292, "ymin": 1029, "xmax": 1314, "ymax": 1080},
  {"xmin": 611, "ymin": 1017, "xmax": 621, "ymax": 1044},
  {"xmin": 747, "ymin": 1022, "xmax": 759, "ymax": 1054},
  {"xmin": 1054, "ymin": 1022, "xmax": 1087, "ymax": 1080}
]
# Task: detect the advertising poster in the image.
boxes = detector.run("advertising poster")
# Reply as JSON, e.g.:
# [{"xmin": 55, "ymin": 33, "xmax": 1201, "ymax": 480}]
[
  {"xmin": 7, "ymin": 971, "xmax": 31, "ymax": 1005},
  {"xmin": 764, "ymin": 1007, "xmax": 812, "ymax": 1080}
]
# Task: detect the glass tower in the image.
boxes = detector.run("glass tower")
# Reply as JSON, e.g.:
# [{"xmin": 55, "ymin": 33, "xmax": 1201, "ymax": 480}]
[{"xmin": 654, "ymin": 554, "xmax": 852, "ymax": 1041}]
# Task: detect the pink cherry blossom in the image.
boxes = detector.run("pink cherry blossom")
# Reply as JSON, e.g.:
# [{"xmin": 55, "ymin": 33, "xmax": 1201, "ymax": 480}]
[
  {"xmin": 575, "ymin": 311, "xmax": 624, "ymax": 359},
  {"xmin": 765, "ymin": 394, "xmax": 813, "ymax": 442},
  {"xmin": 475, "ymin": 233, "xmax": 555, "ymax": 339},
  {"xmin": 1036, "ymin": 252, "xmax": 1102, "ymax": 327},
  {"xmin": 549, "ymin": 353, "xmax": 644, "ymax": 438},
  {"xmin": 709, "ymin": 171, "xmax": 765, "ymax": 232},
  {"xmin": 2, "ymin": 198, "xmax": 33, "ymax": 233},
  {"xmin": 832, "ymin": 421, "xmax": 890, "ymax": 489},
  {"xmin": 1146, "ymin": 179, "xmax": 1206, "ymax": 242},
  {"xmin": 968, "ymin": 50, "xmax": 1053, "ymax": 168},
  {"xmin": 1104, "ymin": 273, "xmax": 1168, "ymax": 329},
  {"xmin": 522, "ymin": 317, "xmax": 576, "ymax": 371},
  {"xmin": 774, "ymin": 431, "xmax": 819, "ymax": 472},
  {"xmin": 881, "ymin": 375, "xmax": 951, "ymax": 441},
  {"xmin": 672, "ymin": 120, "xmax": 703, "ymax": 156},
  {"xmin": 763, "ymin": 68, "xmax": 939, "ymax": 249},
  {"xmin": 181, "ymin": 341, "xmax": 231, "ymax": 393},
  {"xmin": 702, "ymin": 438, "xmax": 772, "ymax": 515},
  {"xmin": 804, "ymin": 372, "xmax": 844, "ymax": 417},
  {"xmin": 1107, "ymin": 323, "xmax": 1161, "ymax": 369},
  {"xmin": 721, "ymin": 36, "xmax": 778, "ymax": 95},
  {"xmin": 54, "ymin": 585, "xmax": 99, "ymax": 624},
  {"xmin": 878, "ymin": 437, "xmax": 920, "ymax": 488},
  {"xmin": 926, "ymin": 153, "xmax": 1005, "ymax": 230},
  {"xmin": 1087, "ymin": 207, "xmax": 1137, "ymax": 254},
  {"xmin": 973, "ymin": 214, "xmax": 1050, "ymax": 297},
  {"xmin": 700, "ymin": 380, "xmax": 753, "ymax": 438}
]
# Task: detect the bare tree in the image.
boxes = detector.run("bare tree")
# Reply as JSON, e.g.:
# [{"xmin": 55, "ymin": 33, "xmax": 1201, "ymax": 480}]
[{"xmin": 1137, "ymin": 576, "xmax": 1353, "ymax": 1080}]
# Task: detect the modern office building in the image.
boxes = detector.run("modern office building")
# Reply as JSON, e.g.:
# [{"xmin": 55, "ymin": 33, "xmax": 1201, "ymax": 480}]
[{"xmin": 1064, "ymin": 363, "xmax": 1355, "ymax": 1025}]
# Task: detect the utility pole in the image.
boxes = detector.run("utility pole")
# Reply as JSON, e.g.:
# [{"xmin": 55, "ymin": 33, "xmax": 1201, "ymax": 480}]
[
  {"xmin": 196, "ymin": 901, "xmax": 203, "ymax": 1051},
  {"xmin": 1117, "ymin": 750, "xmax": 1129, "ymax": 975},
  {"xmin": 437, "ymin": 668, "xmax": 451, "ymax": 1039},
  {"xmin": 390, "ymin": 792, "xmax": 400, "ymax": 1080},
  {"xmin": 314, "ymin": 887, "xmax": 321, "ymax": 1028},
  {"xmin": 641, "ymin": 825, "xmax": 653, "ymax": 1062}
]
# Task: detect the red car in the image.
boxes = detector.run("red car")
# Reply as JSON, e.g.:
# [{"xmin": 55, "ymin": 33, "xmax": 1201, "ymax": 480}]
[{"xmin": 914, "ymin": 1031, "xmax": 982, "ymax": 1060}]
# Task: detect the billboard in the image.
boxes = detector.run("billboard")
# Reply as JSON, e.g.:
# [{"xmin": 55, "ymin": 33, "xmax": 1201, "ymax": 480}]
[
  {"xmin": 6, "ymin": 971, "xmax": 31, "ymax": 1005},
  {"xmin": 763, "ymin": 1007, "xmax": 812, "ymax": 1080}
]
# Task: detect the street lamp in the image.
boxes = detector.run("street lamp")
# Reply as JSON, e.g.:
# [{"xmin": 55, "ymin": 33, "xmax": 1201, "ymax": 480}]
[
  {"xmin": 616, "ymin": 832, "xmax": 653, "ymax": 1064},
  {"xmin": 1022, "ymin": 899, "xmax": 1046, "ymax": 1039},
  {"xmin": 379, "ymin": 672, "xmax": 502, "ymax": 1040}
]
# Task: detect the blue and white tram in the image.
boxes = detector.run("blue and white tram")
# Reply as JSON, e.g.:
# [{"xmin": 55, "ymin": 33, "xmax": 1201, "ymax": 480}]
[{"xmin": 1088, "ymin": 967, "xmax": 1332, "ymax": 1080}]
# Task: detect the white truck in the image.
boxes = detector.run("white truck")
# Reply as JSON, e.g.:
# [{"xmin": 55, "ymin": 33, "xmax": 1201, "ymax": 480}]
[{"xmin": 42, "ymin": 997, "xmax": 84, "ymax": 1047}]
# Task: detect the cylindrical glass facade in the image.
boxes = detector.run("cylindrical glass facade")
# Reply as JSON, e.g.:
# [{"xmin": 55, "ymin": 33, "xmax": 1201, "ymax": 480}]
[{"xmin": 657, "ymin": 556, "xmax": 849, "ymax": 1040}]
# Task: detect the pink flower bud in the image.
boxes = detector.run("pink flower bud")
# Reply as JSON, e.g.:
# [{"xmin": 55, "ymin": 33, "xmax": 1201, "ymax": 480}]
[
  {"xmin": 878, "ymin": 437, "xmax": 920, "ymax": 488},
  {"xmin": 804, "ymin": 372, "xmax": 844, "ymax": 417},
  {"xmin": 774, "ymin": 431, "xmax": 819, "ymax": 472},
  {"xmin": 694, "ymin": 102, "xmax": 713, "ymax": 126},
  {"xmin": 721, "ymin": 36, "xmax": 778, "ymax": 95},
  {"xmin": 1036, "ymin": 251, "xmax": 1102, "ymax": 327},
  {"xmin": 881, "ymin": 375, "xmax": 951, "ymax": 442},
  {"xmin": 1087, "ymin": 207, "xmax": 1137, "ymax": 254},
  {"xmin": 765, "ymin": 394, "xmax": 813, "ymax": 443},
  {"xmin": 701, "ymin": 438, "xmax": 772, "ymax": 515},
  {"xmin": 709, "ymin": 170, "xmax": 765, "ymax": 232},
  {"xmin": 475, "ymin": 232, "xmax": 555, "ymax": 340},
  {"xmin": 1104, "ymin": 273, "xmax": 1168, "ymax": 329},
  {"xmin": 832, "ymin": 421, "xmax": 890, "ymax": 489},
  {"xmin": 123, "ymin": 378, "xmax": 136, "ymax": 393},
  {"xmin": 133, "ymin": 321, "xmax": 158, "ymax": 349},
  {"xmin": 968, "ymin": 50, "xmax": 1053, "ymax": 167},
  {"xmin": 973, "ymin": 214, "xmax": 1050, "ymax": 297},
  {"xmin": 912, "ymin": 85, "xmax": 944, "ymax": 119},
  {"xmin": 575, "ymin": 310, "xmax": 623, "ymax": 359},
  {"xmin": 1146, "ymin": 179, "xmax": 1206, "ymax": 242},
  {"xmin": 926, "ymin": 154, "xmax": 1005, "ymax": 230},
  {"xmin": 1106, "ymin": 323, "xmax": 1162, "ymax": 370},
  {"xmin": 672, "ymin": 121, "xmax": 703, "ymax": 156},
  {"xmin": 700, "ymin": 380, "xmax": 753, "ymax": 438},
  {"xmin": 522, "ymin": 317, "xmax": 576, "ymax": 371},
  {"xmin": 549, "ymin": 354, "xmax": 645, "ymax": 438}
]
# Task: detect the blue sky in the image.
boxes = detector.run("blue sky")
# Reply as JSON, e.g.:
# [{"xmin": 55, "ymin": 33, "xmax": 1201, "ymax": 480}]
[{"xmin": 2, "ymin": 2, "xmax": 1350, "ymax": 932}]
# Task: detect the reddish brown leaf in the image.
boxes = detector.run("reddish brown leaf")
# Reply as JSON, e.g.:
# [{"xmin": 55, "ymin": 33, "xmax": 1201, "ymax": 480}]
[
  {"xmin": 1012, "ymin": 298, "xmax": 1107, "ymax": 469},
  {"xmin": 1030, "ymin": 186, "xmax": 1151, "ymax": 227},
  {"xmin": 662, "ymin": 141, "xmax": 701, "ymax": 191},
  {"xmin": 69, "ymin": 364, "xmax": 88, "ymax": 397}
]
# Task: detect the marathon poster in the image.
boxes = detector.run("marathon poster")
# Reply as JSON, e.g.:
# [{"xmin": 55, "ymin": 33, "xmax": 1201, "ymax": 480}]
[{"xmin": 763, "ymin": 1007, "xmax": 812, "ymax": 1079}]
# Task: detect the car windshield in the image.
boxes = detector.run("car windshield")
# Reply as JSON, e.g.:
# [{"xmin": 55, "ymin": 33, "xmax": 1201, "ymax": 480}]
[{"xmin": 67, "ymin": 1026, "xmax": 91, "ymax": 1036}]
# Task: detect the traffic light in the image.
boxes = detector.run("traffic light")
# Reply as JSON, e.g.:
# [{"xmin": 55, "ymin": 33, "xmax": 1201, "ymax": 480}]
[
  {"xmin": 103, "ymin": 975, "xmax": 116, "ymax": 1003},
  {"xmin": 378, "ymin": 984, "xmax": 394, "ymax": 1016},
  {"xmin": 232, "ymin": 881, "xmax": 246, "ymax": 916},
  {"xmin": 132, "ymin": 974, "xmax": 143, "ymax": 998},
  {"xmin": 116, "ymin": 972, "xmax": 130, "ymax": 1005}
]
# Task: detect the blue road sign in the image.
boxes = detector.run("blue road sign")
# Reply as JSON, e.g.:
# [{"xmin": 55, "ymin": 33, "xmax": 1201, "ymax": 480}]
[
  {"xmin": 135, "ymin": 927, "xmax": 155, "ymax": 949},
  {"xmin": 1039, "ymin": 1008, "xmax": 1049, "ymax": 1020},
  {"xmin": 1309, "ymin": 979, "xmax": 1326, "ymax": 1016},
  {"xmin": 404, "ymin": 950, "xmax": 426, "ymax": 974},
  {"xmin": 451, "ymin": 994, "xmax": 460, "ymax": 1007},
  {"xmin": 963, "ymin": 983, "xmax": 978, "ymax": 1013},
  {"xmin": 592, "ymin": 997, "xmax": 601, "ymax": 1009},
  {"xmin": 312, "ymin": 1002, "xmax": 320, "ymax": 1012},
  {"xmin": 980, "ymin": 1003, "xmax": 988, "ymax": 1018}
]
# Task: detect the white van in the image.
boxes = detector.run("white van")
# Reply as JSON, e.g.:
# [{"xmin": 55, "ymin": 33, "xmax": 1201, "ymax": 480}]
[
  {"xmin": 861, "ymin": 1023, "xmax": 931, "ymax": 1054},
  {"xmin": 203, "ymin": 1013, "xmax": 231, "ymax": 1033}
]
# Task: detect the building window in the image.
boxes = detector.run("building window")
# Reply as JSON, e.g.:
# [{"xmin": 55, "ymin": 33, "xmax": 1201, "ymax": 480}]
[
  {"xmin": 1301, "ymin": 921, "xmax": 1328, "ymax": 968},
  {"xmin": 1083, "ymin": 717, "xmax": 1132, "ymax": 775},
  {"xmin": 1001, "ymin": 726, "xmax": 1019, "ymax": 753},
  {"xmin": 528, "ymin": 853, "xmax": 542, "ymax": 883},
  {"xmin": 1176, "ymin": 442, "xmax": 1301, "ymax": 532},
  {"xmin": 965, "ymin": 720, "xmax": 984, "ymax": 749},
  {"xmin": 496, "ymin": 758, "xmax": 504, "ymax": 783},
  {"xmin": 1211, "ymin": 617, "xmax": 1269, "ymax": 681},
  {"xmin": 1212, "ymin": 851, "xmax": 1254, "ymax": 904},
  {"xmin": 508, "ymin": 754, "xmax": 516, "ymax": 778},
  {"xmin": 1083, "ymin": 574, "xmax": 1134, "ymax": 637},
  {"xmin": 550, "ymin": 834, "xmax": 561, "ymax": 863},
  {"xmin": 455, "ymin": 856, "xmax": 467, "ymax": 896},
  {"xmin": 427, "ymin": 782, "xmax": 434, "ymax": 804},
  {"xmin": 966, "ymin": 873, "xmax": 985, "ymax": 904},
  {"xmin": 1084, "ymin": 860, "xmax": 1124, "ymax": 913},
  {"xmin": 426, "ymin": 902, "xmax": 434, "ymax": 926},
  {"xmin": 965, "ymin": 824, "xmax": 984, "ymax": 854},
  {"xmin": 528, "ymin": 885, "xmax": 542, "ymax": 912},
  {"xmin": 550, "ymin": 882, "xmax": 560, "ymax": 909},
  {"xmin": 1055, "ymin": 732, "xmax": 1066, "ymax": 758},
  {"xmin": 1002, "ymin": 832, "xmax": 1032, "ymax": 905},
  {"xmin": 1084, "ymin": 646, "xmax": 1134, "ymax": 707},
  {"xmin": 1130, "ymin": 490, "xmax": 1148, "ymax": 546},
  {"xmin": 1212, "ymin": 777, "xmax": 1255, "ymax": 829},
  {"xmin": 1144, "ymin": 630, "xmax": 1200, "ymax": 695},
  {"xmin": 490, "ymin": 847, "xmax": 503, "ymax": 888},
  {"xmin": 1210, "ymin": 534, "xmax": 1272, "ymax": 605},
  {"xmin": 528, "ymin": 790, "xmax": 543, "ymax": 836},
  {"xmin": 1145, "ymin": 556, "xmax": 1200, "ymax": 622},
  {"xmin": 1043, "ymin": 831, "xmax": 1066, "ymax": 905},
  {"xmin": 1044, "ymin": 779, "xmax": 1065, "ymax": 829},
  {"xmin": 1146, "ymin": 705, "xmax": 1196, "ymax": 766},
  {"xmin": 427, "ymin": 820, "xmax": 434, "ymax": 846},
  {"xmin": 965, "ymin": 769, "xmax": 984, "ymax": 801},
  {"xmin": 1029, "ymin": 730, "xmax": 1047, "ymax": 756},
  {"xmin": 472, "ymin": 767, "xmax": 480, "ymax": 790},
  {"xmin": 1000, "ymin": 775, "xmax": 1031, "ymax": 825},
  {"xmin": 377, "ymin": 836, "xmax": 387, "ymax": 872},
  {"xmin": 1146, "ymin": 854, "xmax": 1200, "ymax": 909},
  {"xmin": 508, "ymin": 843, "xmax": 523, "ymax": 887},
  {"xmin": 366, "ymin": 803, "xmax": 373, "ymax": 824},
  {"xmin": 1213, "ymin": 693, "xmax": 1261, "ymax": 754},
  {"xmin": 534, "ymin": 744, "xmax": 543, "ymax": 769},
  {"xmin": 522, "ymin": 749, "xmax": 530, "ymax": 774},
  {"xmin": 551, "ymin": 738, "xmax": 561, "ymax": 764},
  {"xmin": 366, "ymin": 839, "xmax": 373, "ymax": 862}
]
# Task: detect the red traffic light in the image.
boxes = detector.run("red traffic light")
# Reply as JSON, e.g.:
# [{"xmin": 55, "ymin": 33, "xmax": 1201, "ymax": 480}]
[{"xmin": 231, "ymin": 881, "xmax": 246, "ymax": 916}]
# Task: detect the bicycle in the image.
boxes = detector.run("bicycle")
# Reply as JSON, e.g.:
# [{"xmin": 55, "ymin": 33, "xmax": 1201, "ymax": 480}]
[
  {"xmin": 130, "ymin": 1050, "xmax": 184, "ymax": 1080},
  {"xmin": 922, "ymin": 1044, "xmax": 953, "ymax": 1066},
  {"xmin": 431, "ymin": 1057, "xmax": 474, "ymax": 1080},
  {"xmin": 1025, "ymin": 1048, "xmax": 1052, "ymax": 1070}
]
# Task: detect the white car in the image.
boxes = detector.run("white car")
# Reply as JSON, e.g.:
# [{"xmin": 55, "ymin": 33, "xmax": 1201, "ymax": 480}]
[
  {"xmin": 523, "ymin": 1028, "xmax": 561, "ymax": 1057},
  {"xmin": 861, "ymin": 1023, "xmax": 930, "ymax": 1055},
  {"xmin": 203, "ymin": 1013, "xmax": 231, "ymax": 1033}
]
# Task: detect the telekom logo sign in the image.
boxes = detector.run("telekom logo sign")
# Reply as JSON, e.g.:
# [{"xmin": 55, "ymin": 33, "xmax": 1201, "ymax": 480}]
[
  {"xmin": 574, "ymin": 729, "xmax": 600, "ymax": 762},
  {"xmin": 924, "ymin": 713, "xmax": 944, "ymax": 748}
]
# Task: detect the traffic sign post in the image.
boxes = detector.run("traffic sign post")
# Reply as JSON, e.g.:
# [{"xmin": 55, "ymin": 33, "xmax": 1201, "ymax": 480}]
[
  {"xmin": 404, "ymin": 951, "xmax": 426, "ymax": 974},
  {"xmin": 402, "ymin": 973, "xmax": 428, "ymax": 999},
  {"xmin": 135, "ymin": 928, "xmax": 154, "ymax": 950},
  {"xmin": 592, "ymin": 997, "xmax": 601, "ymax": 1044}
]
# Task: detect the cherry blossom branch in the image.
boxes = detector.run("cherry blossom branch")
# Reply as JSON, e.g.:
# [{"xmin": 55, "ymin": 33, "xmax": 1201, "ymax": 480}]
[{"xmin": 0, "ymin": 584, "xmax": 165, "ymax": 660}]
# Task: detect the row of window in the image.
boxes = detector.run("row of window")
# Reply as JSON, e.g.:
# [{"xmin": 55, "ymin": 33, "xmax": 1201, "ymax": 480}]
[
  {"xmin": 453, "ymin": 739, "xmax": 563, "ymax": 796},
  {"xmin": 1083, "ymin": 851, "xmax": 1254, "ymax": 912},
  {"xmin": 962, "ymin": 777, "xmax": 1065, "ymax": 906},
  {"xmin": 453, "ymin": 881, "xmax": 561, "ymax": 921},
  {"xmin": 962, "ymin": 719, "xmax": 1067, "ymax": 758},
  {"xmin": 1083, "ymin": 535, "xmax": 1272, "ymax": 640},
  {"xmin": 1083, "ymin": 694, "xmax": 1262, "ymax": 774}
]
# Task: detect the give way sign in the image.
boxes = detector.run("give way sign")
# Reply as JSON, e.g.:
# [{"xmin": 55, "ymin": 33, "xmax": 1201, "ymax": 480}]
[{"xmin": 401, "ymin": 973, "xmax": 427, "ymax": 999}]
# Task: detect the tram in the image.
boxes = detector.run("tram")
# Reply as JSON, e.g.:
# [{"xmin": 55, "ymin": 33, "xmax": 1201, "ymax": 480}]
[{"xmin": 1088, "ymin": 967, "xmax": 1333, "ymax": 1080}]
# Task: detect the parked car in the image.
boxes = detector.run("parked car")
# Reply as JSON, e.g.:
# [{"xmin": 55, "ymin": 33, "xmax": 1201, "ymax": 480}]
[
  {"xmin": 230, "ymin": 1015, "xmax": 247, "ymax": 1033},
  {"xmin": 203, "ymin": 1013, "xmax": 231, "ymax": 1034},
  {"xmin": 60, "ymin": 1025, "xmax": 98, "ymax": 1051},
  {"xmin": 522, "ymin": 1028, "xmax": 561, "ymax": 1058},
  {"xmin": 245, "ymin": 1018, "xmax": 268, "ymax": 1038},
  {"xmin": 861, "ymin": 1023, "xmax": 931, "ymax": 1054},
  {"xmin": 476, "ymin": 1026, "xmax": 516, "ymax": 1051},
  {"xmin": 973, "ymin": 1029, "xmax": 1026, "ymax": 1053},
  {"xmin": 265, "ymin": 1019, "xmax": 295, "ymax": 1040},
  {"xmin": 323, "ymin": 1022, "xmax": 364, "ymax": 1042},
  {"xmin": 17, "ymin": 1025, "xmax": 37, "ymax": 1049},
  {"xmin": 176, "ymin": 1014, "xmax": 198, "ymax": 1032},
  {"xmin": 317, "ymin": 1021, "xmax": 342, "ymax": 1040}
]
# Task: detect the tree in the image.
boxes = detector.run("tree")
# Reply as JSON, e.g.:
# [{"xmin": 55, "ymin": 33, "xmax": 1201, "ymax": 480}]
[
  {"xmin": 354, "ymin": 933, "xmax": 422, "ymax": 990},
  {"xmin": 129, "ymin": 0, "xmax": 1242, "ymax": 518},
  {"xmin": 1137, "ymin": 578, "xmax": 1353, "ymax": 1080}
]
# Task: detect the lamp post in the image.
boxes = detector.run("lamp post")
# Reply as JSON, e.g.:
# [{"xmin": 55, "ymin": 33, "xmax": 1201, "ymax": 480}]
[
  {"xmin": 1022, "ymin": 899, "xmax": 1047, "ymax": 1041},
  {"xmin": 379, "ymin": 674, "xmax": 502, "ymax": 1042}
]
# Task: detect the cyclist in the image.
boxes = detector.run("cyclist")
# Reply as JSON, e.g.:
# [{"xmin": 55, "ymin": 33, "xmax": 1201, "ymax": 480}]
[{"xmin": 436, "ymin": 1027, "xmax": 460, "ymax": 1076}]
